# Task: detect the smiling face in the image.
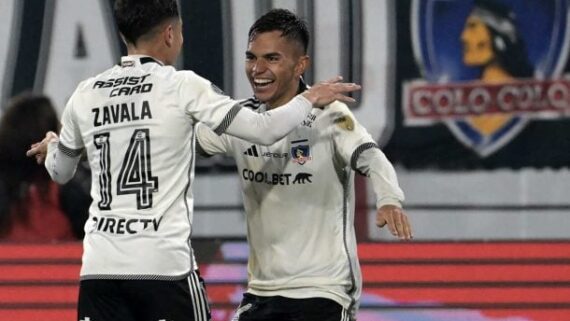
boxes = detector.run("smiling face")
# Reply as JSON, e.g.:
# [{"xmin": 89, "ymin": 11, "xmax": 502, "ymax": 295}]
[
  {"xmin": 245, "ymin": 30, "xmax": 308, "ymax": 109},
  {"xmin": 461, "ymin": 15, "xmax": 494, "ymax": 66}
]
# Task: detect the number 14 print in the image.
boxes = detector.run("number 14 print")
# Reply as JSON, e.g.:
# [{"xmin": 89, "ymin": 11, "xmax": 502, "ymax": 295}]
[{"xmin": 94, "ymin": 128, "xmax": 159, "ymax": 210}]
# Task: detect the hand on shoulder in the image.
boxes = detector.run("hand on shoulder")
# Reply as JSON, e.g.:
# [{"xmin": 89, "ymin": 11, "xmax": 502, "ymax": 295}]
[{"xmin": 302, "ymin": 76, "xmax": 361, "ymax": 108}]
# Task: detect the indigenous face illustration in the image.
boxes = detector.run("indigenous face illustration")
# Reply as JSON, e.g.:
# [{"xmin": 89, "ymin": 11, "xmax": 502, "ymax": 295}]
[
  {"xmin": 290, "ymin": 144, "xmax": 311, "ymax": 165},
  {"xmin": 461, "ymin": 15, "xmax": 494, "ymax": 66},
  {"xmin": 407, "ymin": 0, "xmax": 566, "ymax": 157},
  {"xmin": 458, "ymin": 1, "xmax": 531, "ymax": 136},
  {"xmin": 459, "ymin": 0, "xmax": 532, "ymax": 81}
]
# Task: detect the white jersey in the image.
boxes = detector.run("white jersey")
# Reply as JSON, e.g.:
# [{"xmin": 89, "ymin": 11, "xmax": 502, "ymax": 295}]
[
  {"xmin": 196, "ymin": 96, "xmax": 404, "ymax": 315},
  {"xmin": 52, "ymin": 56, "xmax": 312, "ymax": 280}
]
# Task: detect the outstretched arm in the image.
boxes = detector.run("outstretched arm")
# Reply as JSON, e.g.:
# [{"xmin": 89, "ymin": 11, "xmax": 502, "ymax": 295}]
[
  {"xmin": 188, "ymin": 74, "xmax": 360, "ymax": 146},
  {"xmin": 331, "ymin": 103, "xmax": 412, "ymax": 240},
  {"xmin": 222, "ymin": 77, "xmax": 360, "ymax": 145}
]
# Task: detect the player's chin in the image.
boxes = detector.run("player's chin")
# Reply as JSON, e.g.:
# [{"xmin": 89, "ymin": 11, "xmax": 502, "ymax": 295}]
[{"xmin": 253, "ymin": 89, "xmax": 274, "ymax": 103}]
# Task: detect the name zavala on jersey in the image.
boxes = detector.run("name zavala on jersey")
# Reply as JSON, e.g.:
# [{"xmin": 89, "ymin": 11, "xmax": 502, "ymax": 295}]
[{"xmin": 92, "ymin": 100, "xmax": 152, "ymax": 127}]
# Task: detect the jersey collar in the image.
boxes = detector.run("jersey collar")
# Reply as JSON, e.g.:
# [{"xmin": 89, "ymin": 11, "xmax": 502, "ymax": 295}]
[{"xmin": 120, "ymin": 55, "xmax": 164, "ymax": 68}]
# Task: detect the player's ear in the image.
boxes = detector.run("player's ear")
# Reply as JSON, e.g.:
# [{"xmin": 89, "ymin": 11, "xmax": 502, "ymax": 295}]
[
  {"xmin": 295, "ymin": 55, "xmax": 310, "ymax": 77},
  {"xmin": 164, "ymin": 23, "xmax": 175, "ymax": 47}
]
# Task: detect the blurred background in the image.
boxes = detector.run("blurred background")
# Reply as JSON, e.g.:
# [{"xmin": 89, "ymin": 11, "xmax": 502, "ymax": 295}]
[{"xmin": 0, "ymin": 0, "xmax": 569, "ymax": 320}]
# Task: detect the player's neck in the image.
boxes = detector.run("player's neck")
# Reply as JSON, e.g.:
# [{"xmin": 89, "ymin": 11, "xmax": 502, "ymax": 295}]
[
  {"xmin": 265, "ymin": 83, "xmax": 303, "ymax": 110},
  {"xmin": 266, "ymin": 96, "xmax": 296, "ymax": 110},
  {"xmin": 127, "ymin": 43, "xmax": 168, "ymax": 66}
]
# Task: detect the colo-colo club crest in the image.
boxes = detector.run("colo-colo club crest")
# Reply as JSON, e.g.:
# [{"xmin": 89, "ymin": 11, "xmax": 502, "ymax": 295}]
[{"xmin": 404, "ymin": 0, "xmax": 570, "ymax": 156}]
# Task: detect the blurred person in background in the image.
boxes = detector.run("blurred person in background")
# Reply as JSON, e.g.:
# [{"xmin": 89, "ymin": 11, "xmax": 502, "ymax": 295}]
[
  {"xmin": 0, "ymin": 93, "xmax": 88, "ymax": 241},
  {"xmin": 196, "ymin": 9, "xmax": 412, "ymax": 321},
  {"xmin": 25, "ymin": 0, "xmax": 360, "ymax": 320}
]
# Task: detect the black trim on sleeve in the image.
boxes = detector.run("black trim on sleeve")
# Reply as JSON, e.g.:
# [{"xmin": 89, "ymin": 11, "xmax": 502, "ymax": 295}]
[
  {"xmin": 240, "ymin": 97, "xmax": 262, "ymax": 110},
  {"xmin": 350, "ymin": 142, "xmax": 378, "ymax": 176},
  {"xmin": 213, "ymin": 103, "xmax": 242, "ymax": 135},
  {"xmin": 58, "ymin": 142, "xmax": 83, "ymax": 158}
]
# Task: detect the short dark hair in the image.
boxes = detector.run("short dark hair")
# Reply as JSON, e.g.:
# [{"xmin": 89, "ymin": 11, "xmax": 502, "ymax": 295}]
[
  {"xmin": 114, "ymin": 0, "xmax": 179, "ymax": 45},
  {"xmin": 248, "ymin": 9, "xmax": 309, "ymax": 54}
]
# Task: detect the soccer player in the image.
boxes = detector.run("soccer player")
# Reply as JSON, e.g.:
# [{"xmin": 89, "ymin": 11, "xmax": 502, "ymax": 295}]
[
  {"xmin": 25, "ymin": 1, "xmax": 360, "ymax": 320},
  {"xmin": 195, "ymin": 9, "xmax": 412, "ymax": 321}
]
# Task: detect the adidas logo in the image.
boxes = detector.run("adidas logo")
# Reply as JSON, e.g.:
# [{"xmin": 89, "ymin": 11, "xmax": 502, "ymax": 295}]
[{"xmin": 243, "ymin": 145, "xmax": 259, "ymax": 157}]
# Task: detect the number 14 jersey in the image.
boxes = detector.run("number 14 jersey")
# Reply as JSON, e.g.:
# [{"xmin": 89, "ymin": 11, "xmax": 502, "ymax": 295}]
[{"xmin": 58, "ymin": 56, "xmax": 238, "ymax": 280}]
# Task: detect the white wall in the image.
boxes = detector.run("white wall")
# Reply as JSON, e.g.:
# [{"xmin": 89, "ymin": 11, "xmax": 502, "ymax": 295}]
[{"xmin": 192, "ymin": 169, "xmax": 570, "ymax": 240}]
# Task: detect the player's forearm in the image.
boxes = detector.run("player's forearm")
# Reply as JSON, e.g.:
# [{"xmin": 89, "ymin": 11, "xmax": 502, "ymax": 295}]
[
  {"xmin": 223, "ymin": 95, "xmax": 311, "ymax": 145},
  {"xmin": 357, "ymin": 148, "xmax": 405, "ymax": 208},
  {"xmin": 45, "ymin": 140, "xmax": 81, "ymax": 184}
]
